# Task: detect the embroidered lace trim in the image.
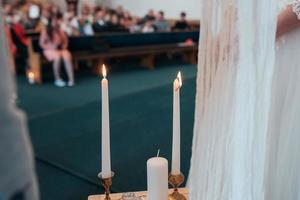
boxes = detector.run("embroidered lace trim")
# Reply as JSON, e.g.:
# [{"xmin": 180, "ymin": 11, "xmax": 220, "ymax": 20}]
[{"xmin": 291, "ymin": 1, "xmax": 300, "ymax": 20}]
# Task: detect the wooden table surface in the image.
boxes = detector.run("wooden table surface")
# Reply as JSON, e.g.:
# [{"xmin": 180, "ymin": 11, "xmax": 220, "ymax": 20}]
[{"xmin": 88, "ymin": 188, "xmax": 188, "ymax": 200}]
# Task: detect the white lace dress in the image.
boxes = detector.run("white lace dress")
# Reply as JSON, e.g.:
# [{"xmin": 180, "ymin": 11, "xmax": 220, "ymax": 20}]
[{"xmin": 265, "ymin": 1, "xmax": 300, "ymax": 199}]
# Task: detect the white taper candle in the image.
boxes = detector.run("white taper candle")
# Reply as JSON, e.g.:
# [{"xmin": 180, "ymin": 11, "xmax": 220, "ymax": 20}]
[
  {"xmin": 171, "ymin": 71, "xmax": 182, "ymax": 175},
  {"xmin": 101, "ymin": 64, "xmax": 111, "ymax": 178}
]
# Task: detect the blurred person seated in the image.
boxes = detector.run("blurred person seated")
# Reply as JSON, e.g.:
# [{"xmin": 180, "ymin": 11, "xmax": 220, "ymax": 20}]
[
  {"xmin": 74, "ymin": 15, "xmax": 94, "ymax": 36},
  {"xmin": 141, "ymin": 19, "xmax": 155, "ymax": 33},
  {"xmin": 154, "ymin": 11, "xmax": 170, "ymax": 32},
  {"xmin": 39, "ymin": 16, "xmax": 75, "ymax": 87},
  {"xmin": 61, "ymin": 4, "xmax": 77, "ymax": 35},
  {"xmin": 142, "ymin": 9, "xmax": 156, "ymax": 22},
  {"xmin": 11, "ymin": 2, "xmax": 26, "ymax": 26},
  {"xmin": 4, "ymin": 3, "xmax": 22, "ymax": 25},
  {"xmin": 22, "ymin": 3, "xmax": 41, "ymax": 30},
  {"xmin": 116, "ymin": 5, "xmax": 125, "ymax": 18},
  {"xmin": 93, "ymin": 5, "xmax": 103, "ymax": 14},
  {"xmin": 92, "ymin": 9, "xmax": 109, "ymax": 33},
  {"xmin": 80, "ymin": 4, "xmax": 94, "ymax": 23},
  {"xmin": 59, "ymin": 12, "xmax": 78, "ymax": 36},
  {"xmin": 4, "ymin": 3, "xmax": 14, "ymax": 24},
  {"xmin": 105, "ymin": 8, "xmax": 114, "ymax": 22},
  {"xmin": 121, "ymin": 11, "xmax": 133, "ymax": 29},
  {"xmin": 70, "ymin": 4, "xmax": 94, "ymax": 36},
  {"xmin": 66, "ymin": 0, "xmax": 79, "ymax": 13},
  {"xmin": 172, "ymin": 12, "xmax": 190, "ymax": 31},
  {"xmin": 4, "ymin": 4, "xmax": 30, "ymax": 74},
  {"xmin": 50, "ymin": 3, "xmax": 61, "ymax": 16},
  {"xmin": 26, "ymin": 5, "xmax": 52, "ymax": 33},
  {"xmin": 106, "ymin": 13, "xmax": 128, "ymax": 32},
  {"xmin": 64, "ymin": 3, "xmax": 77, "ymax": 20},
  {"xmin": 41, "ymin": 5, "xmax": 52, "ymax": 25},
  {"xmin": 129, "ymin": 17, "xmax": 142, "ymax": 33}
]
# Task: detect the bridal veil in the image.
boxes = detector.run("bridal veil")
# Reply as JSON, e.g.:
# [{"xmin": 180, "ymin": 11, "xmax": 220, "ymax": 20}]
[{"xmin": 189, "ymin": 0, "xmax": 278, "ymax": 199}]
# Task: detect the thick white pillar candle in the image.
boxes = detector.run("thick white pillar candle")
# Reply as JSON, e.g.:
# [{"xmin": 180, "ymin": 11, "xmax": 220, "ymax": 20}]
[
  {"xmin": 101, "ymin": 65, "xmax": 111, "ymax": 178},
  {"xmin": 171, "ymin": 72, "xmax": 182, "ymax": 175},
  {"xmin": 147, "ymin": 157, "xmax": 168, "ymax": 200}
]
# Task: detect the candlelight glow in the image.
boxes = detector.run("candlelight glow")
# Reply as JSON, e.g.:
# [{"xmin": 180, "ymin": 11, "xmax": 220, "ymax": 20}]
[
  {"xmin": 175, "ymin": 71, "xmax": 182, "ymax": 90},
  {"xmin": 102, "ymin": 64, "xmax": 107, "ymax": 78},
  {"xmin": 28, "ymin": 72, "xmax": 34, "ymax": 79},
  {"xmin": 177, "ymin": 71, "xmax": 182, "ymax": 87}
]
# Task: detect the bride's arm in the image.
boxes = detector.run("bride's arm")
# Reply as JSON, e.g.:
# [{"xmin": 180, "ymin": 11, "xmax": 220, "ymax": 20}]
[{"xmin": 277, "ymin": 1, "xmax": 300, "ymax": 38}]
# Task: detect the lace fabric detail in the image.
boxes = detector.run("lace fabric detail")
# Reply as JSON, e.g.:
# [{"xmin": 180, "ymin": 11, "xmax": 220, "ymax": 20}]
[{"xmin": 290, "ymin": 0, "xmax": 300, "ymax": 20}]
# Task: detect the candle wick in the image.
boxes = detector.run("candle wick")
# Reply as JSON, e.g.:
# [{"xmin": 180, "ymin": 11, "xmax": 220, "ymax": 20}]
[{"xmin": 157, "ymin": 149, "xmax": 160, "ymax": 157}]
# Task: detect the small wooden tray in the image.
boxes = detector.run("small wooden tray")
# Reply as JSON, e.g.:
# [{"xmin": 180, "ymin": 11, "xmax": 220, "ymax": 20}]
[{"xmin": 88, "ymin": 188, "xmax": 188, "ymax": 200}]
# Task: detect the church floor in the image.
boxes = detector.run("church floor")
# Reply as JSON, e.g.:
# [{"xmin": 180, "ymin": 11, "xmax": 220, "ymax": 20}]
[{"xmin": 16, "ymin": 60, "xmax": 197, "ymax": 200}]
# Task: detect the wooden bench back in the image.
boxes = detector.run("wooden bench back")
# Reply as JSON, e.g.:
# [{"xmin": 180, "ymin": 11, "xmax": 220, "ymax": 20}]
[{"xmin": 30, "ymin": 31, "xmax": 200, "ymax": 54}]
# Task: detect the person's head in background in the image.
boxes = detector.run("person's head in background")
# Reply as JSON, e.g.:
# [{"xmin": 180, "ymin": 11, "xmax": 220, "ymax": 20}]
[
  {"xmin": 131, "ymin": 17, "xmax": 140, "ymax": 25},
  {"xmin": 4, "ymin": 3, "xmax": 24, "ymax": 24},
  {"xmin": 148, "ymin": 9, "xmax": 155, "ymax": 18},
  {"xmin": 116, "ymin": 5, "xmax": 124, "ymax": 17},
  {"xmin": 180, "ymin": 12, "xmax": 187, "ymax": 21},
  {"xmin": 145, "ymin": 19, "xmax": 154, "ymax": 27},
  {"xmin": 94, "ymin": 5, "xmax": 102, "ymax": 14},
  {"xmin": 81, "ymin": 4, "xmax": 91, "ymax": 16},
  {"xmin": 14, "ymin": 0, "xmax": 27, "ymax": 8},
  {"xmin": 77, "ymin": 15, "xmax": 86, "ymax": 26},
  {"xmin": 142, "ymin": 19, "xmax": 155, "ymax": 33},
  {"xmin": 95, "ymin": 9, "xmax": 106, "ymax": 22},
  {"xmin": 4, "ymin": 4, "xmax": 14, "ymax": 24},
  {"xmin": 121, "ymin": 11, "xmax": 132, "ymax": 27},
  {"xmin": 80, "ymin": 4, "xmax": 94, "ymax": 24},
  {"xmin": 27, "ymin": 3, "xmax": 41, "ymax": 19},
  {"xmin": 41, "ymin": 5, "xmax": 51, "ymax": 19},
  {"xmin": 123, "ymin": 11, "xmax": 131, "ymax": 19},
  {"xmin": 4, "ymin": 3, "xmax": 14, "ymax": 16},
  {"xmin": 110, "ymin": 13, "xmax": 120, "ymax": 25},
  {"xmin": 22, "ymin": 3, "xmax": 41, "ymax": 29},
  {"xmin": 53, "ymin": 12, "xmax": 63, "ymax": 28},
  {"xmin": 45, "ymin": 16, "xmax": 59, "ymax": 41},
  {"xmin": 64, "ymin": 6, "xmax": 76, "ymax": 22},
  {"xmin": 157, "ymin": 11, "xmax": 165, "ymax": 21},
  {"xmin": 65, "ymin": 10, "xmax": 75, "ymax": 23},
  {"xmin": 39, "ymin": 5, "xmax": 51, "ymax": 25},
  {"xmin": 49, "ymin": 3, "xmax": 60, "ymax": 16},
  {"xmin": 67, "ymin": 3, "xmax": 76, "ymax": 13}
]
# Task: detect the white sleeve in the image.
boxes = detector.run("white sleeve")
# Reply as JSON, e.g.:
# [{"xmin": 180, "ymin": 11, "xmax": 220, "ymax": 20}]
[{"xmin": 290, "ymin": 0, "xmax": 300, "ymax": 20}]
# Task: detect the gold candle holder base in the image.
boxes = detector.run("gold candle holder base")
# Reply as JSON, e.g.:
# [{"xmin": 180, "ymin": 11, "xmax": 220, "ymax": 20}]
[
  {"xmin": 98, "ymin": 171, "xmax": 115, "ymax": 200},
  {"xmin": 168, "ymin": 173, "xmax": 186, "ymax": 200}
]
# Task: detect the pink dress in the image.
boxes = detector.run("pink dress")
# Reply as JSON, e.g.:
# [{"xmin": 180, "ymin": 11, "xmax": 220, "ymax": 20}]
[{"xmin": 39, "ymin": 29, "xmax": 71, "ymax": 61}]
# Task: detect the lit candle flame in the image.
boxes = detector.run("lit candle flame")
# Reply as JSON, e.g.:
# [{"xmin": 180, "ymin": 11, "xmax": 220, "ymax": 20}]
[
  {"xmin": 28, "ymin": 72, "xmax": 34, "ymax": 79},
  {"xmin": 175, "ymin": 71, "xmax": 182, "ymax": 90},
  {"xmin": 102, "ymin": 64, "xmax": 107, "ymax": 78}
]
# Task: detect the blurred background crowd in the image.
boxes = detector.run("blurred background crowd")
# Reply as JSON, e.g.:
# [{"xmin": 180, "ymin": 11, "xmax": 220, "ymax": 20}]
[
  {"xmin": 3, "ymin": 1, "xmax": 192, "ymax": 36},
  {"xmin": 3, "ymin": 1, "xmax": 196, "ymax": 87}
]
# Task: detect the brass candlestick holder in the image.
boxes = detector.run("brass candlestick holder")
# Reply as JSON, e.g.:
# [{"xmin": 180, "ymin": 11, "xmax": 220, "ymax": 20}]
[
  {"xmin": 98, "ymin": 171, "xmax": 115, "ymax": 200},
  {"xmin": 168, "ymin": 173, "xmax": 186, "ymax": 200}
]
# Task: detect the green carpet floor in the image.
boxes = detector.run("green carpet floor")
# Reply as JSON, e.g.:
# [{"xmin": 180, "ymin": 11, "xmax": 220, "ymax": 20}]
[{"xmin": 16, "ymin": 61, "xmax": 197, "ymax": 200}]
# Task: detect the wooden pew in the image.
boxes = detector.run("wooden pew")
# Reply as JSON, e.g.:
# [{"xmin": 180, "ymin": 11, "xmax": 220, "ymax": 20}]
[
  {"xmin": 72, "ymin": 43, "xmax": 197, "ymax": 69},
  {"xmin": 28, "ymin": 31, "xmax": 199, "ymax": 83}
]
